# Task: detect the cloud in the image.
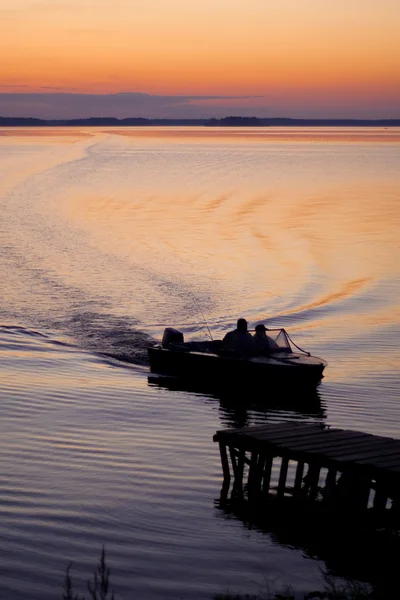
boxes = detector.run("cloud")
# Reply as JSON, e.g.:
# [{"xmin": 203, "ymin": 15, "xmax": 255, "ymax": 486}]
[
  {"xmin": 39, "ymin": 86, "xmax": 70, "ymax": 91},
  {"xmin": 0, "ymin": 84, "xmax": 27, "ymax": 89}
]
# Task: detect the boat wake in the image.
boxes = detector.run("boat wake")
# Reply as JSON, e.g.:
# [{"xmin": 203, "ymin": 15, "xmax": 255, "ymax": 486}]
[{"xmin": 58, "ymin": 311, "xmax": 155, "ymax": 365}]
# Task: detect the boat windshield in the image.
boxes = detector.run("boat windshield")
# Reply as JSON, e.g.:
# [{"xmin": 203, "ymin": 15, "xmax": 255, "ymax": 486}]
[{"xmin": 264, "ymin": 328, "xmax": 292, "ymax": 352}]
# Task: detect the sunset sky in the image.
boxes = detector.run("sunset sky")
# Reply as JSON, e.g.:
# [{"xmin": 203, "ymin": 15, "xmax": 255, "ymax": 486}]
[{"xmin": 1, "ymin": 0, "xmax": 399, "ymax": 119}]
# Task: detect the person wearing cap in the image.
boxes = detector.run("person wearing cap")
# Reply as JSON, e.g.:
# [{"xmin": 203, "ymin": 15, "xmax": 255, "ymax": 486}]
[
  {"xmin": 222, "ymin": 318, "xmax": 253, "ymax": 356},
  {"xmin": 252, "ymin": 323, "xmax": 279, "ymax": 355}
]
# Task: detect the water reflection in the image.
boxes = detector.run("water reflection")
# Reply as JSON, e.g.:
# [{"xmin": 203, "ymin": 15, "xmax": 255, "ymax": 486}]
[
  {"xmin": 1, "ymin": 126, "xmax": 399, "ymax": 599},
  {"xmin": 215, "ymin": 497, "xmax": 399, "ymax": 595},
  {"xmin": 148, "ymin": 374, "xmax": 325, "ymax": 428}
]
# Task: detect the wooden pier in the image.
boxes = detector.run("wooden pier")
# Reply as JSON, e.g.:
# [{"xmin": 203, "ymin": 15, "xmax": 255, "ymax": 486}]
[{"xmin": 213, "ymin": 421, "xmax": 400, "ymax": 522}]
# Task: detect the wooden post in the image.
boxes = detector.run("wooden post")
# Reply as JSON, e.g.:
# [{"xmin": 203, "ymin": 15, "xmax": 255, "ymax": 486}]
[
  {"xmin": 343, "ymin": 471, "xmax": 373, "ymax": 512},
  {"xmin": 373, "ymin": 484, "xmax": 388, "ymax": 512},
  {"xmin": 309, "ymin": 464, "xmax": 321, "ymax": 501},
  {"xmin": 323, "ymin": 468, "xmax": 337, "ymax": 504},
  {"xmin": 391, "ymin": 491, "xmax": 400, "ymax": 520},
  {"xmin": 257, "ymin": 454, "xmax": 266, "ymax": 491},
  {"xmin": 247, "ymin": 451, "xmax": 259, "ymax": 497},
  {"xmin": 262, "ymin": 454, "xmax": 274, "ymax": 495},
  {"xmin": 232, "ymin": 448, "xmax": 246, "ymax": 495},
  {"xmin": 219, "ymin": 478, "xmax": 230, "ymax": 503},
  {"xmin": 219, "ymin": 441, "xmax": 231, "ymax": 483},
  {"xmin": 277, "ymin": 457, "xmax": 289, "ymax": 499},
  {"xmin": 303, "ymin": 463, "xmax": 321, "ymax": 500},
  {"xmin": 354, "ymin": 474, "xmax": 371, "ymax": 512},
  {"xmin": 293, "ymin": 461, "xmax": 305, "ymax": 498},
  {"xmin": 229, "ymin": 446, "xmax": 238, "ymax": 478}
]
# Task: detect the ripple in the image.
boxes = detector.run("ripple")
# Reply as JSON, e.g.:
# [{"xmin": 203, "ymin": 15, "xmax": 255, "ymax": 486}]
[{"xmin": 0, "ymin": 128, "xmax": 399, "ymax": 599}]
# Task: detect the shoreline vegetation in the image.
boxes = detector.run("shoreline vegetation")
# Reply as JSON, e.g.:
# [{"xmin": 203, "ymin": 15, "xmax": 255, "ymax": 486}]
[
  {"xmin": 63, "ymin": 548, "xmax": 393, "ymax": 600},
  {"xmin": 1, "ymin": 116, "xmax": 400, "ymax": 127}
]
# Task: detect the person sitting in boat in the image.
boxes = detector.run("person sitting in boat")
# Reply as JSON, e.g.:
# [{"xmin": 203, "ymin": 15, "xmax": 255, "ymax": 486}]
[
  {"xmin": 252, "ymin": 323, "xmax": 279, "ymax": 355},
  {"xmin": 222, "ymin": 318, "xmax": 253, "ymax": 356}
]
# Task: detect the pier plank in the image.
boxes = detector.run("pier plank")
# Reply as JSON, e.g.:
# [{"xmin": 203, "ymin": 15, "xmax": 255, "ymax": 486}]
[
  {"xmin": 287, "ymin": 440, "xmax": 400, "ymax": 461},
  {"xmin": 271, "ymin": 432, "xmax": 377, "ymax": 452},
  {"xmin": 356, "ymin": 456, "xmax": 400, "ymax": 470},
  {"xmin": 324, "ymin": 447, "xmax": 400, "ymax": 464},
  {"xmin": 214, "ymin": 422, "xmax": 324, "ymax": 442},
  {"xmin": 246, "ymin": 425, "xmax": 328, "ymax": 442}
]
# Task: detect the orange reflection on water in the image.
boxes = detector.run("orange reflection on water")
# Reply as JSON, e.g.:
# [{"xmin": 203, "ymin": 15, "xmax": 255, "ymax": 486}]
[
  {"xmin": 0, "ymin": 127, "xmax": 93, "ymax": 141},
  {"xmin": 105, "ymin": 126, "xmax": 400, "ymax": 144},
  {"xmin": 1, "ymin": 126, "xmax": 399, "ymax": 387},
  {"xmin": 284, "ymin": 278, "xmax": 372, "ymax": 315}
]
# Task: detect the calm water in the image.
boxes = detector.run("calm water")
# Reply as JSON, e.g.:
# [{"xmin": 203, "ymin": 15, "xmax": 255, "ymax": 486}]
[{"xmin": 0, "ymin": 126, "xmax": 399, "ymax": 599}]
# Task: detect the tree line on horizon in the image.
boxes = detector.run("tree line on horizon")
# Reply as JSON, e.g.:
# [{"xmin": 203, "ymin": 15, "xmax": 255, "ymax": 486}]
[{"xmin": 1, "ymin": 116, "xmax": 399, "ymax": 127}]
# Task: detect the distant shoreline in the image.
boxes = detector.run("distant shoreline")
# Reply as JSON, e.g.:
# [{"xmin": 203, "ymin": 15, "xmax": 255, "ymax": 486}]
[{"xmin": 1, "ymin": 116, "xmax": 400, "ymax": 127}]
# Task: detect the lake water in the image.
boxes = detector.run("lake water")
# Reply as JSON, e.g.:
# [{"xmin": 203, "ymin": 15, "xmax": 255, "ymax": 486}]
[{"xmin": 0, "ymin": 126, "xmax": 399, "ymax": 599}]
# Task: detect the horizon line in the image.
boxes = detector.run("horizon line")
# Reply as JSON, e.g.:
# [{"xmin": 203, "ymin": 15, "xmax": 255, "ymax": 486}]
[{"xmin": 1, "ymin": 116, "xmax": 400, "ymax": 125}]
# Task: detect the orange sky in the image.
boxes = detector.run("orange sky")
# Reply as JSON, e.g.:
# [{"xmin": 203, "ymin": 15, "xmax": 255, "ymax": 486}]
[{"xmin": 1, "ymin": 0, "xmax": 399, "ymax": 117}]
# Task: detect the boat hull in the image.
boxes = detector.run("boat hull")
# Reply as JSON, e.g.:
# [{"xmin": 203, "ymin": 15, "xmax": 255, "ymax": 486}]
[{"xmin": 148, "ymin": 346, "xmax": 326, "ymax": 388}]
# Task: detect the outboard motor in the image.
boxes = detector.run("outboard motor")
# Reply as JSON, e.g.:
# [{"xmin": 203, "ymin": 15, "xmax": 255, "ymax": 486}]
[{"xmin": 162, "ymin": 327, "xmax": 184, "ymax": 348}]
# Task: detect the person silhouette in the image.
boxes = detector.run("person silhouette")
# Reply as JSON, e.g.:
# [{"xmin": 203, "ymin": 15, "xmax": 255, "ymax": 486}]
[
  {"xmin": 252, "ymin": 323, "xmax": 279, "ymax": 355},
  {"xmin": 222, "ymin": 318, "xmax": 253, "ymax": 356}
]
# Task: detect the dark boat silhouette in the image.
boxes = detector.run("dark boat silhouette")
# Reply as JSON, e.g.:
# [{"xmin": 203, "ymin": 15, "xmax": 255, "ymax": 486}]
[{"xmin": 148, "ymin": 327, "xmax": 327, "ymax": 388}]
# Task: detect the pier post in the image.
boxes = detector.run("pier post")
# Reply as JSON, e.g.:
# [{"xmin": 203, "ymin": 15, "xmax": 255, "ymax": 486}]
[
  {"xmin": 218, "ymin": 442, "xmax": 230, "ymax": 483},
  {"xmin": 247, "ymin": 451, "xmax": 260, "ymax": 497},
  {"xmin": 231, "ymin": 448, "xmax": 245, "ymax": 495},
  {"xmin": 277, "ymin": 457, "xmax": 289, "ymax": 499},
  {"xmin": 373, "ymin": 485, "xmax": 388, "ymax": 512},
  {"xmin": 323, "ymin": 468, "xmax": 337, "ymax": 504},
  {"xmin": 293, "ymin": 461, "xmax": 305, "ymax": 498},
  {"xmin": 262, "ymin": 454, "xmax": 274, "ymax": 494},
  {"xmin": 228, "ymin": 446, "xmax": 238, "ymax": 478},
  {"xmin": 303, "ymin": 463, "xmax": 321, "ymax": 500}
]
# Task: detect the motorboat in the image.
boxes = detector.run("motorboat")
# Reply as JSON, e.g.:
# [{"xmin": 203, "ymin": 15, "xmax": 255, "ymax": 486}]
[{"xmin": 148, "ymin": 327, "xmax": 327, "ymax": 388}]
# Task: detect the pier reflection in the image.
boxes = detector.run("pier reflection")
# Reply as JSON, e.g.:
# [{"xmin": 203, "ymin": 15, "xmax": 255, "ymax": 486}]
[
  {"xmin": 215, "ymin": 496, "xmax": 399, "ymax": 596},
  {"xmin": 147, "ymin": 374, "xmax": 326, "ymax": 428}
]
